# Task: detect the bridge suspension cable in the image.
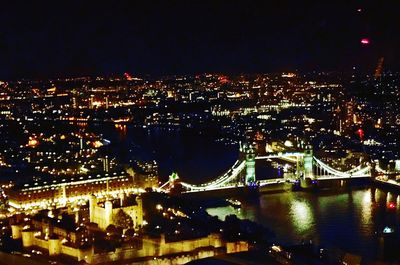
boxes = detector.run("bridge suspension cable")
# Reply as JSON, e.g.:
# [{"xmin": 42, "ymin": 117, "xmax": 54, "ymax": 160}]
[
  {"xmin": 313, "ymin": 157, "xmax": 371, "ymax": 178},
  {"xmin": 180, "ymin": 160, "xmax": 246, "ymax": 191}
]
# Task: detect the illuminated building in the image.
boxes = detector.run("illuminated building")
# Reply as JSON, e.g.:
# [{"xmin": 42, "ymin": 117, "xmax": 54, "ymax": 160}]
[
  {"xmin": 7, "ymin": 173, "xmax": 145, "ymax": 210},
  {"xmin": 12, "ymin": 221, "xmax": 92, "ymax": 259},
  {"xmin": 89, "ymin": 194, "xmax": 143, "ymax": 230},
  {"xmin": 102, "ymin": 156, "xmax": 109, "ymax": 172}
]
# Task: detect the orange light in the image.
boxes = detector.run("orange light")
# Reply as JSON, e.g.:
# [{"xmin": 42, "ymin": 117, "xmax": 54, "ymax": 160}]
[
  {"xmin": 92, "ymin": 140, "xmax": 103, "ymax": 148},
  {"xmin": 28, "ymin": 138, "xmax": 39, "ymax": 147}
]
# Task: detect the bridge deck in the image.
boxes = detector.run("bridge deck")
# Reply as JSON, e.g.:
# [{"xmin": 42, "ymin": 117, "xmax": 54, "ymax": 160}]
[{"xmin": 314, "ymin": 175, "xmax": 371, "ymax": 180}]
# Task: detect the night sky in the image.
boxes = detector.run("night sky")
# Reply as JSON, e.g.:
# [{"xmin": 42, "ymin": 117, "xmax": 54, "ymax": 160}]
[{"xmin": 0, "ymin": 1, "xmax": 399, "ymax": 79}]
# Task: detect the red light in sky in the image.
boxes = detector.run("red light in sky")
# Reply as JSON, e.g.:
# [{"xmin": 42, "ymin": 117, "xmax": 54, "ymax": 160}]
[{"xmin": 361, "ymin": 38, "xmax": 370, "ymax": 45}]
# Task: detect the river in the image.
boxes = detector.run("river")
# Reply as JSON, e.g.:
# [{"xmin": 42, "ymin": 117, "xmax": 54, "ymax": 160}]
[{"xmin": 208, "ymin": 188, "xmax": 400, "ymax": 263}]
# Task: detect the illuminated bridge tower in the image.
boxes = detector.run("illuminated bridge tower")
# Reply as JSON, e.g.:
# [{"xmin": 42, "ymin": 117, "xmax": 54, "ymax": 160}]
[
  {"xmin": 302, "ymin": 146, "xmax": 314, "ymax": 179},
  {"xmin": 244, "ymin": 144, "xmax": 256, "ymax": 185}
]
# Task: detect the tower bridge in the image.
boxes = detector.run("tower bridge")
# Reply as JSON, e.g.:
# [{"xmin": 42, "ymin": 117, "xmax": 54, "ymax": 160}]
[{"xmin": 161, "ymin": 144, "xmax": 374, "ymax": 193}]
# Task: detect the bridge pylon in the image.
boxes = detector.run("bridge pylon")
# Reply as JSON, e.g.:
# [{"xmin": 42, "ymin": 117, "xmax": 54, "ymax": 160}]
[
  {"xmin": 243, "ymin": 143, "xmax": 256, "ymax": 185},
  {"xmin": 302, "ymin": 146, "xmax": 314, "ymax": 179}
]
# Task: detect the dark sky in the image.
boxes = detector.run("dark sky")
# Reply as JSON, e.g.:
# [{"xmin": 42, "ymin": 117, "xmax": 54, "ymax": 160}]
[{"xmin": 0, "ymin": 0, "xmax": 399, "ymax": 79}]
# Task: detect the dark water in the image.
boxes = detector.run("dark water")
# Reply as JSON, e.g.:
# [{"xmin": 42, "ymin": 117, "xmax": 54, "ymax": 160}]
[
  {"xmin": 208, "ymin": 188, "xmax": 400, "ymax": 262},
  {"xmin": 91, "ymin": 124, "xmax": 239, "ymax": 183},
  {"xmin": 97, "ymin": 125, "xmax": 400, "ymax": 262},
  {"xmin": 92, "ymin": 124, "xmax": 280, "ymax": 182}
]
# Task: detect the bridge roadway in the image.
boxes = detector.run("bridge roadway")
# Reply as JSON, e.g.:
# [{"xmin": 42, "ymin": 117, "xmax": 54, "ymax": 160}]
[
  {"xmin": 181, "ymin": 175, "xmax": 372, "ymax": 194},
  {"xmin": 315, "ymin": 174, "xmax": 371, "ymax": 180},
  {"xmin": 183, "ymin": 178, "xmax": 289, "ymax": 193},
  {"xmin": 256, "ymin": 153, "xmax": 302, "ymax": 163}
]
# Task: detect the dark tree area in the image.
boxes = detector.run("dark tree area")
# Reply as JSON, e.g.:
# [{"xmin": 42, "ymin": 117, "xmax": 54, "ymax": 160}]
[{"xmin": 113, "ymin": 209, "xmax": 133, "ymax": 229}]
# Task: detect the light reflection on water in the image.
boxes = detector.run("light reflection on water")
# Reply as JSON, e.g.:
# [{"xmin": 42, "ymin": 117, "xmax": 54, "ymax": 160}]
[
  {"xmin": 290, "ymin": 199, "xmax": 314, "ymax": 235},
  {"xmin": 206, "ymin": 188, "xmax": 400, "ymax": 262},
  {"xmin": 360, "ymin": 190, "xmax": 373, "ymax": 233}
]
